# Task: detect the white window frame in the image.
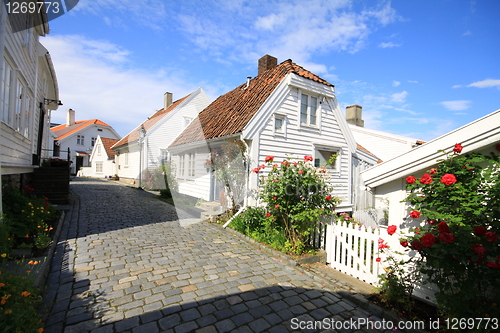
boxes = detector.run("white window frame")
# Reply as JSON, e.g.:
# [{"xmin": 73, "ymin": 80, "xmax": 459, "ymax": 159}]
[
  {"xmin": 300, "ymin": 92, "xmax": 319, "ymax": 128},
  {"xmin": 1, "ymin": 59, "xmax": 13, "ymax": 125},
  {"xmin": 77, "ymin": 135, "xmax": 85, "ymax": 145},
  {"xmin": 274, "ymin": 114, "xmax": 286, "ymax": 136},
  {"xmin": 95, "ymin": 161, "xmax": 103, "ymax": 174},
  {"xmin": 97, "ymin": 144, "xmax": 102, "ymax": 155},
  {"xmin": 179, "ymin": 154, "xmax": 185, "ymax": 177},
  {"xmin": 313, "ymin": 146, "xmax": 341, "ymax": 172},
  {"xmin": 160, "ymin": 149, "xmax": 168, "ymax": 164},
  {"xmin": 124, "ymin": 152, "xmax": 129, "ymax": 168},
  {"xmin": 188, "ymin": 152, "xmax": 195, "ymax": 177}
]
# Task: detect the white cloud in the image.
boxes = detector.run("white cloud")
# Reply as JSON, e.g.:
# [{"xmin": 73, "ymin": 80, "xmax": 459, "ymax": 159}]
[
  {"xmin": 462, "ymin": 30, "xmax": 472, "ymax": 36},
  {"xmin": 42, "ymin": 35, "xmax": 204, "ymax": 137},
  {"xmin": 452, "ymin": 84, "xmax": 462, "ymax": 88},
  {"xmin": 467, "ymin": 79, "xmax": 500, "ymax": 89},
  {"xmin": 440, "ymin": 100, "xmax": 471, "ymax": 111},
  {"xmin": 391, "ymin": 91, "xmax": 408, "ymax": 103},
  {"xmin": 378, "ymin": 42, "xmax": 401, "ymax": 48},
  {"xmin": 392, "ymin": 80, "xmax": 401, "ymax": 87}
]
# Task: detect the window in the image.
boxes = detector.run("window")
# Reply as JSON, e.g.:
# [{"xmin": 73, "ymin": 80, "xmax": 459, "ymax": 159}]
[
  {"xmin": 160, "ymin": 149, "xmax": 168, "ymax": 164},
  {"xmin": 15, "ymin": 79, "xmax": 24, "ymax": 132},
  {"xmin": 91, "ymin": 137, "xmax": 96, "ymax": 146},
  {"xmin": 24, "ymin": 94, "xmax": 32, "ymax": 138},
  {"xmin": 184, "ymin": 117, "xmax": 193, "ymax": 128},
  {"xmin": 124, "ymin": 152, "xmax": 129, "ymax": 167},
  {"xmin": 179, "ymin": 154, "xmax": 185, "ymax": 176},
  {"xmin": 1, "ymin": 60, "xmax": 13, "ymax": 124},
  {"xmin": 95, "ymin": 162, "xmax": 103, "ymax": 173},
  {"xmin": 97, "ymin": 144, "xmax": 101, "ymax": 155},
  {"xmin": 300, "ymin": 93, "xmax": 318, "ymax": 126},
  {"xmin": 97, "ymin": 128, "xmax": 102, "ymax": 132},
  {"xmin": 188, "ymin": 153, "xmax": 195, "ymax": 177},
  {"xmin": 77, "ymin": 135, "xmax": 84, "ymax": 145},
  {"xmin": 274, "ymin": 115, "xmax": 286, "ymax": 135},
  {"xmin": 314, "ymin": 149, "xmax": 339, "ymax": 171}
]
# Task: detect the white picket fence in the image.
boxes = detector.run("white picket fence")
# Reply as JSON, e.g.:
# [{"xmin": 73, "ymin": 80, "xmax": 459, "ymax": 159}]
[
  {"xmin": 325, "ymin": 219, "xmax": 438, "ymax": 302},
  {"xmin": 325, "ymin": 220, "xmax": 382, "ymax": 286}
]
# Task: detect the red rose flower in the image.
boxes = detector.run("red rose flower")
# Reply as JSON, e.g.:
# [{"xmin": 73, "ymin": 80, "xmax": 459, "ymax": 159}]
[
  {"xmin": 261, "ymin": 164, "xmax": 265, "ymax": 169},
  {"xmin": 265, "ymin": 156, "xmax": 274, "ymax": 163},
  {"xmin": 304, "ymin": 155, "xmax": 313, "ymax": 162},
  {"xmin": 419, "ymin": 173, "xmax": 433, "ymax": 184},
  {"xmin": 411, "ymin": 240, "xmax": 423, "ymax": 251},
  {"xmin": 440, "ymin": 173, "xmax": 457, "ymax": 185},
  {"xmin": 474, "ymin": 226, "xmax": 487, "ymax": 236},
  {"xmin": 438, "ymin": 222, "xmax": 449, "ymax": 233},
  {"xmin": 253, "ymin": 167, "xmax": 260, "ymax": 174},
  {"xmin": 472, "ymin": 244, "xmax": 487, "ymax": 256},
  {"xmin": 405, "ymin": 176, "xmax": 416, "ymax": 184},
  {"xmin": 427, "ymin": 220, "xmax": 436, "ymax": 225},
  {"xmin": 378, "ymin": 243, "xmax": 389, "ymax": 250},
  {"xmin": 486, "ymin": 261, "xmax": 500, "ymax": 269},
  {"xmin": 421, "ymin": 233, "xmax": 436, "ymax": 247},
  {"xmin": 453, "ymin": 143, "xmax": 463, "ymax": 154},
  {"xmin": 298, "ymin": 170, "xmax": 304, "ymax": 174},
  {"xmin": 387, "ymin": 225, "xmax": 397, "ymax": 235},
  {"xmin": 376, "ymin": 257, "xmax": 381, "ymax": 262},
  {"xmin": 439, "ymin": 232, "xmax": 455, "ymax": 243},
  {"xmin": 265, "ymin": 213, "xmax": 271, "ymax": 218},
  {"xmin": 409, "ymin": 210, "xmax": 421, "ymax": 219},
  {"xmin": 400, "ymin": 240, "xmax": 409, "ymax": 247},
  {"xmin": 274, "ymin": 204, "xmax": 280, "ymax": 209},
  {"xmin": 272, "ymin": 196, "xmax": 277, "ymax": 200},
  {"xmin": 325, "ymin": 195, "xmax": 332, "ymax": 201},
  {"xmin": 485, "ymin": 232, "xmax": 499, "ymax": 242},
  {"xmin": 429, "ymin": 168, "xmax": 437, "ymax": 174}
]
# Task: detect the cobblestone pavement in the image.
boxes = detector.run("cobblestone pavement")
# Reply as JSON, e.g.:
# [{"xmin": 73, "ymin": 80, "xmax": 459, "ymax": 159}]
[{"xmin": 42, "ymin": 178, "xmax": 403, "ymax": 333}]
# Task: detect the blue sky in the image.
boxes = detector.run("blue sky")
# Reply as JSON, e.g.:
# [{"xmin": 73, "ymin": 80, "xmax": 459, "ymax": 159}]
[{"xmin": 44, "ymin": 0, "xmax": 499, "ymax": 141}]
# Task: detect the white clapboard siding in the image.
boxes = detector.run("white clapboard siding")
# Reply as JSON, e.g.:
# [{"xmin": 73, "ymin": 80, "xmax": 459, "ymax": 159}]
[{"xmin": 256, "ymin": 86, "xmax": 352, "ymax": 205}]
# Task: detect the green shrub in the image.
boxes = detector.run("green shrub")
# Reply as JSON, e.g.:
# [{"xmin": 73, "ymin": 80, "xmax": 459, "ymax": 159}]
[{"xmin": 0, "ymin": 272, "xmax": 43, "ymax": 333}]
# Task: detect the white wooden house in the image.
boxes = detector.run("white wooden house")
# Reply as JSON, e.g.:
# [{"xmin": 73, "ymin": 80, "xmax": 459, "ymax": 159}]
[
  {"xmin": 78, "ymin": 136, "xmax": 120, "ymax": 178},
  {"xmin": 0, "ymin": 6, "xmax": 60, "ymax": 213},
  {"xmin": 168, "ymin": 55, "xmax": 379, "ymax": 211},
  {"xmin": 110, "ymin": 88, "xmax": 210, "ymax": 186},
  {"xmin": 50, "ymin": 109, "xmax": 121, "ymax": 175}
]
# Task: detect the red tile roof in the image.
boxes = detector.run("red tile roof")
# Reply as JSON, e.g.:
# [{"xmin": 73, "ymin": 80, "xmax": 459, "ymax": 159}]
[
  {"xmin": 100, "ymin": 138, "xmax": 120, "ymax": 159},
  {"xmin": 357, "ymin": 144, "xmax": 383, "ymax": 164},
  {"xmin": 170, "ymin": 59, "xmax": 333, "ymax": 147},
  {"xmin": 52, "ymin": 119, "xmax": 112, "ymax": 141},
  {"xmin": 111, "ymin": 94, "xmax": 191, "ymax": 149}
]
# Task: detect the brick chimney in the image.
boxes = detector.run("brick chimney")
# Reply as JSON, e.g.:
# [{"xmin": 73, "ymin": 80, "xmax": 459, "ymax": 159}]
[
  {"xmin": 164, "ymin": 92, "xmax": 172, "ymax": 110},
  {"xmin": 66, "ymin": 108, "xmax": 75, "ymax": 127},
  {"xmin": 346, "ymin": 105, "xmax": 364, "ymax": 127},
  {"xmin": 258, "ymin": 55, "xmax": 278, "ymax": 76}
]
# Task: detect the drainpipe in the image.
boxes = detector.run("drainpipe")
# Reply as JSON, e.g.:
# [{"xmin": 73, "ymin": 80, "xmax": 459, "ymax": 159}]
[
  {"xmin": 223, "ymin": 136, "xmax": 250, "ymax": 228},
  {"xmin": 0, "ymin": 4, "xmax": 7, "ymax": 217}
]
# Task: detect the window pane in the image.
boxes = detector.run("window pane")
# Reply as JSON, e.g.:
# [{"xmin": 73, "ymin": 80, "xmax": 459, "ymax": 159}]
[
  {"xmin": 275, "ymin": 118, "xmax": 283, "ymax": 132},
  {"xmin": 300, "ymin": 94, "xmax": 308, "ymax": 124},
  {"xmin": 310, "ymin": 97, "xmax": 317, "ymax": 125}
]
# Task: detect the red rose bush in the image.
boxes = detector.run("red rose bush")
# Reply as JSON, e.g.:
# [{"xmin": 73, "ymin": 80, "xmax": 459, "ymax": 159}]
[{"xmin": 396, "ymin": 143, "xmax": 500, "ymax": 319}]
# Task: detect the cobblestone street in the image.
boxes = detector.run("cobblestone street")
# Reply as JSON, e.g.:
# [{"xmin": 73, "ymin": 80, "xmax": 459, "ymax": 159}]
[{"xmin": 42, "ymin": 178, "xmax": 396, "ymax": 333}]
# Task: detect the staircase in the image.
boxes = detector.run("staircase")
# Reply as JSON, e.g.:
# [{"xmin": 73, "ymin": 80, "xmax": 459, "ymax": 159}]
[
  {"xmin": 198, "ymin": 201, "xmax": 223, "ymax": 220},
  {"xmin": 31, "ymin": 167, "xmax": 70, "ymax": 205}
]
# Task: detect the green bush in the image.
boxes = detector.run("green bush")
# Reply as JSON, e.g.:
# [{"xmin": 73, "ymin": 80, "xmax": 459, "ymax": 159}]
[
  {"xmin": 257, "ymin": 155, "xmax": 340, "ymax": 254},
  {"xmin": 0, "ymin": 272, "xmax": 43, "ymax": 332},
  {"xmin": 397, "ymin": 144, "xmax": 500, "ymax": 319}
]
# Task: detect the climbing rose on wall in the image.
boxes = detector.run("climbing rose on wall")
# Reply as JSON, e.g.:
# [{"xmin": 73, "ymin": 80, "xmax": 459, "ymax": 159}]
[
  {"xmin": 485, "ymin": 232, "xmax": 499, "ymax": 242},
  {"xmin": 303, "ymin": 155, "xmax": 313, "ymax": 162},
  {"xmin": 405, "ymin": 176, "xmax": 416, "ymax": 184},
  {"xmin": 453, "ymin": 143, "xmax": 463, "ymax": 154},
  {"xmin": 419, "ymin": 173, "xmax": 433, "ymax": 184},
  {"xmin": 421, "ymin": 233, "xmax": 436, "ymax": 247},
  {"xmin": 439, "ymin": 232, "xmax": 455, "ymax": 243},
  {"xmin": 387, "ymin": 225, "xmax": 397, "ymax": 235},
  {"xmin": 440, "ymin": 173, "xmax": 457, "ymax": 185},
  {"xmin": 265, "ymin": 156, "xmax": 274, "ymax": 162},
  {"xmin": 409, "ymin": 210, "xmax": 420, "ymax": 219},
  {"xmin": 472, "ymin": 244, "xmax": 487, "ymax": 256},
  {"xmin": 474, "ymin": 226, "xmax": 487, "ymax": 236},
  {"xmin": 438, "ymin": 221, "xmax": 450, "ymax": 233}
]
